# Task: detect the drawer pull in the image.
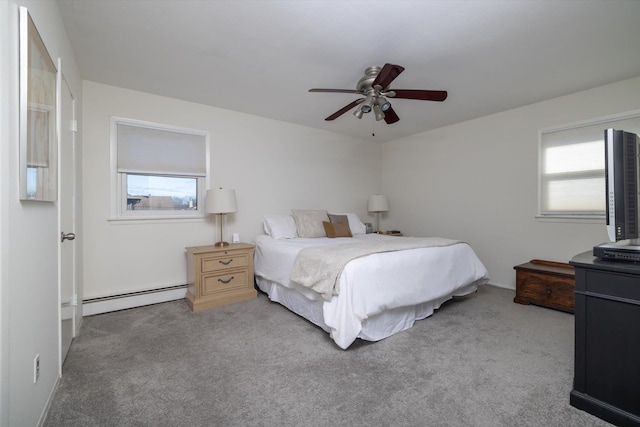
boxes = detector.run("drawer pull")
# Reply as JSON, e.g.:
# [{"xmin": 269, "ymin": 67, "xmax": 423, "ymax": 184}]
[
  {"xmin": 218, "ymin": 276, "xmax": 234, "ymax": 284},
  {"xmin": 219, "ymin": 259, "xmax": 233, "ymax": 265},
  {"xmin": 546, "ymin": 287, "xmax": 552, "ymax": 295}
]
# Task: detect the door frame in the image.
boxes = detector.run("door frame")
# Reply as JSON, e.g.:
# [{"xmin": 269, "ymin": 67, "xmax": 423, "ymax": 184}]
[{"xmin": 57, "ymin": 59, "xmax": 78, "ymax": 373}]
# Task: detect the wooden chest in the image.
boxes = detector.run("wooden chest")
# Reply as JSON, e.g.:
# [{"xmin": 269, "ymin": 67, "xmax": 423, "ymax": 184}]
[{"xmin": 513, "ymin": 259, "xmax": 575, "ymax": 313}]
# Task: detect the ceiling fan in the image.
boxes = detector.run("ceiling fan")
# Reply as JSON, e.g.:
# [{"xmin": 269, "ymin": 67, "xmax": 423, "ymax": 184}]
[{"xmin": 309, "ymin": 63, "xmax": 448, "ymax": 125}]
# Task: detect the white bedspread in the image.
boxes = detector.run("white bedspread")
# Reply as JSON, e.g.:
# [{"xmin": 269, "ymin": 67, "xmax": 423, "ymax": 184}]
[
  {"xmin": 254, "ymin": 234, "xmax": 489, "ymax": 349},
  {"xmin": 291, "ymin": 237, "xmax": 462, "ymax": 301}
]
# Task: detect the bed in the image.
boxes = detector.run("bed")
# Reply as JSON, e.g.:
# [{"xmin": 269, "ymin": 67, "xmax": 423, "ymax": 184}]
[{"xmin": 254, "ymin": 211, "xmax": 489, "ymax": 349}]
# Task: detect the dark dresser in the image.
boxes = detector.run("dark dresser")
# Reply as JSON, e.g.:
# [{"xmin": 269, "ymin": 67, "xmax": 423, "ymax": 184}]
[{"xmin": 570, "ymin": 251, "xmax": 640, "ymax": 426}]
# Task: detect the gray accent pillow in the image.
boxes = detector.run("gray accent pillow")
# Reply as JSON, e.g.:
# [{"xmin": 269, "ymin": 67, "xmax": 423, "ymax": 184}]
[
  {"xmin": 328, "ymin": 214, "xmax": 349, "ymax": 224},
  {"xmin": 328, "ymin": 213, "xmax": 367, "ymax": 234},
  {"xmin": 291, "ymin": 209, "xmax": 329, "ymax": 238}
]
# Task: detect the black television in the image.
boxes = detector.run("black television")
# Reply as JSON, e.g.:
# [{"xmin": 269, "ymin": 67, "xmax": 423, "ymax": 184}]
[
  {"xmin": 594, "ymin": 128, "xmax": 640, "ymax": 261},
  {"xmin": 605, "ymin": 128, "xmax": 640, "ymax": 242}
]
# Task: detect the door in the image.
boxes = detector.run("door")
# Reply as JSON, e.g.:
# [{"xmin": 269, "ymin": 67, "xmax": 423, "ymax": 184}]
[{"xmin": 59, "ymin": 72, "xmax": 76, "ymax": 366}]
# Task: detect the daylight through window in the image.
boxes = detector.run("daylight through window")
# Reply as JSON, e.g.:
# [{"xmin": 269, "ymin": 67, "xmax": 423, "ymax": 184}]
[{"xmin": 125, "ymin": 174, "xmax": 198, "ymax": 212}]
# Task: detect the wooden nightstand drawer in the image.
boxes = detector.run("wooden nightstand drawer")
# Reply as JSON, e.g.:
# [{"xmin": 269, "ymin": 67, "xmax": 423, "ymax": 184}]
[
  {"xmin": 202, "ymin": 268, "xmax": 250, "ymax": 295},
  {"xmin": 514, "ymin": 259, "xmax": 575, "ymax": 313},
  {"xmin": 201, "ymin": 252, "xmax": 249, "ymax": 273}
]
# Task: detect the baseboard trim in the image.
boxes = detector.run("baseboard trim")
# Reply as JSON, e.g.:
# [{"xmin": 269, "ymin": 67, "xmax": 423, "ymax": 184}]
[
  {"xmin": 38, "ymin": 376, "xmax": 60, "ymax": 427},
  {"xmin": 486, "ymin": 282, "xmax": 513, "ymax": 290},
  {"xmin": 83, "ymin": 285, "xmax": 188, "ymax": 316}
]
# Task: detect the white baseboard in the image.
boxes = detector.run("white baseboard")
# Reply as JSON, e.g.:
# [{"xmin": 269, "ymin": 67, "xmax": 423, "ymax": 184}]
[
  {"xmin": 83, "ymin": 285, "xmax": 187, "ymax": 316},
  {"xmin": 38, "ymin": 376, "xmax": 60, "ymax": 427},
  {"xmin": 486, "ymin": 282, "xmax": 514, "ymax": 290}
]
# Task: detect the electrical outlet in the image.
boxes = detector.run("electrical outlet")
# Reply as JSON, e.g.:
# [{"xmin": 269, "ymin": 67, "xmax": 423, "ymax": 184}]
[{"xmin": 33, "ymin": 354, "xmax": 40, "ymax": 383}]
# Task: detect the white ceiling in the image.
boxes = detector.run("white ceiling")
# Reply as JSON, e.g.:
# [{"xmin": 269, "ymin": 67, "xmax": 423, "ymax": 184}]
[{"xmin": 56, "ymin": 0, "xmax": 640, "ymax": 142}]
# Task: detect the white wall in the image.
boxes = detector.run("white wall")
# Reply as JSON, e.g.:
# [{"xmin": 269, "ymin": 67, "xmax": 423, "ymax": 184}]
[
  {"xmin": 382, "ymin": 75, "xmax": 640, "ymax": 288},
  {"xmin": 0, "ymin": 1, "xmax": 10, "ymax": 423},
  {"xmin": 1, "ymin": 0, "xmax": 82, "ymax": 425},
  {"xmin": 82, "ymin": 81, "xmax": 381, "ymax": 300}
]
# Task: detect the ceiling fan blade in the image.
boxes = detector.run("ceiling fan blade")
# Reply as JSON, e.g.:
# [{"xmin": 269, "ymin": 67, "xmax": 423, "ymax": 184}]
[
  {"xmin": 309, "ymin": 88, "xmax": 361, "ymax": 94},
  {"xmin": 325, "ymin": 99, "xmax": 363, "ymax": 121},
  {"xmin": 372, "ymin": 63, "xmax": 405, "ymax": 89},
  {"xmin": 392, "ymin": 90, "xmax": 448, "ymax": 102},
  {"xmin": 383, "ymin": 107, "xmax": 400, "ymax": 124}
]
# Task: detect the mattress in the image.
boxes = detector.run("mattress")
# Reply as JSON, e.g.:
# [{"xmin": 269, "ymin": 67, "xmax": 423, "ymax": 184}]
[{"xmin": 254, "ymin": 233, "xmax": 489, "ymax": 349}]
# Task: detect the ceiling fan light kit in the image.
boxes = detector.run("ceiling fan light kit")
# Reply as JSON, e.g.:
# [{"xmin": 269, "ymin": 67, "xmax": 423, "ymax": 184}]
[
  {"xmin": 359, "ymin": 92, "xmax": 374, "ymax": 114},
  {"xmin": 373, "ymin": 104, "xmax": 385, "ymax": 121},
  {"xmin": 377, "ymin": 96, "xmax": 391, "ymax": 112},
  {"xmin": 309, "ymin": 63, "xmax": 448, "ymax": 125}
]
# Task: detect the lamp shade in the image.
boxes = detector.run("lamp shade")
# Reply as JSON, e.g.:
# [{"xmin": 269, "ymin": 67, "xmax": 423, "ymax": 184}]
[
  {"xmin": 205, "ymin": 188, "xmax": 237, "ymax": 214},
  {"xmin": 368, "ymin": 194, "xmax": 389, "ymax": 212}
]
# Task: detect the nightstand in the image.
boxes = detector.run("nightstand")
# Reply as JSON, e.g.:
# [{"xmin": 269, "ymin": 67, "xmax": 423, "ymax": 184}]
[{"xmin": 185, "ymin": 243, "xmax": 256, "ymax": 312}]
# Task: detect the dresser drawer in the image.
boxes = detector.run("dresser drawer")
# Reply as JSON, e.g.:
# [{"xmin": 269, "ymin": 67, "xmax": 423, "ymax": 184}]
[
  {"xmin": 583, "ymin": 270, "xmax": 640, "ymax": 301},
  {"xmin": 202, "ymin": 268, "xmax": 250, "ymax": 295},
  {"xmin": 201, "ymin": 251, "xmax": 249, "ymax": 273}
]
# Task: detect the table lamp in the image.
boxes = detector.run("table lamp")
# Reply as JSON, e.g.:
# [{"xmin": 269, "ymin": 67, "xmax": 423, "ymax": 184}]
[
  {"xmin": 205, "ymin": 188, "xmax": 237, "ymax": 246},
  {"xmin": 368, "ymin": 194, "xmax": 389, "ymax": 233}
]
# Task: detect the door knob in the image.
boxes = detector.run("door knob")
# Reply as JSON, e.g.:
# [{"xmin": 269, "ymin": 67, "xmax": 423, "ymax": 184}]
[{"xmin": 61, "ymin": 232, "xmax": 76, "ymax": 242}]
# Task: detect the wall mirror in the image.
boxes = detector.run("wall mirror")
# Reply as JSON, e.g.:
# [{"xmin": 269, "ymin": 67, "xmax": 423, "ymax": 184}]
[{"xmin": 19, "ymin": 6, "xmax": 58, "ymax": 201}]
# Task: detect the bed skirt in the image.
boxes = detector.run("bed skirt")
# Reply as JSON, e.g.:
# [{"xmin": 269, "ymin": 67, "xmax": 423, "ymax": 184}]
[{"xmin": 255, "ymin": 276, "xmax": 479, "ymax": 345}]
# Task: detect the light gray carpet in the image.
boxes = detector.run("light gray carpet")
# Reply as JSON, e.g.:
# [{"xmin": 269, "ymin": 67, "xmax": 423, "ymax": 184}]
[{"xmin": 44, "ymin": 285, "xmax": 610, "ymax": 427}]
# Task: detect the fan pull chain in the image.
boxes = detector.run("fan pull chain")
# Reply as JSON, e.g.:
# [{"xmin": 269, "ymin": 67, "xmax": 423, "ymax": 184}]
[{"xmin": 371, "ymin": 116, "xmax": 375, "ymax": 137}]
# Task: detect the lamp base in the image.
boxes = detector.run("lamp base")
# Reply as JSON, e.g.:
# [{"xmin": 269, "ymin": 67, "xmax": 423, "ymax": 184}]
[{"xmin": 214, "ymin": 241, "xmax": 230, "ymax": 247}]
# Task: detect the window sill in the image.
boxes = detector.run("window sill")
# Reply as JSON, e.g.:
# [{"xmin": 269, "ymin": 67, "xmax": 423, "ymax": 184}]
[
  {"xmin": 109, "ymin": 215, "xmax": 207, "ymax": 225},
  {"xmin": 535, "ymin": 215, "xmax": 604, "ymax": 224}
]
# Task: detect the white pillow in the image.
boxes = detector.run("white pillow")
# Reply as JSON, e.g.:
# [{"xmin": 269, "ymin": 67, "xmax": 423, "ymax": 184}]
[
  {"xmin": 330, "ymin": 212, "xmax": 367, "ymax": 234},
  {"xmin": 263, "ymin": 215, "xmax": 298, "ymax": 239}
]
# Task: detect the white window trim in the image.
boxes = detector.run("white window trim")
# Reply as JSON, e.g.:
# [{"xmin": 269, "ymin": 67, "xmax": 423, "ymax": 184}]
[
  {"xmin": 537, "ymin": 109, "xmax": 640, "ymax": 221},
  {"xmin": 109, "ymin": 116, "xmax": 210, "ymax": 221}
]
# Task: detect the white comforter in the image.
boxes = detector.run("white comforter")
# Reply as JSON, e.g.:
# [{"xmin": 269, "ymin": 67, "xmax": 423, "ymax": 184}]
[{"xmin": 254, "ymin": 233, "xmax": 489, "ymax": 349}]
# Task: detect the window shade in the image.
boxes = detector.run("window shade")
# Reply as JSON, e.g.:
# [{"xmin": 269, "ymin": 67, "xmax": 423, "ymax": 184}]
[
  {"xmin": 540, "ymin": 138, "xmax": 605, "ymax": 214},
  {"xmin": 117, "ymin": 123, "xmax": 206, "ymax": 176}
]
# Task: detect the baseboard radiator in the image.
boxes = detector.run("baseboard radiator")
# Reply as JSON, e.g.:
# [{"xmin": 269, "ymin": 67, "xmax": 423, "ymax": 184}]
[{"xmin": 83, "ymin": 284, "xmax": 187, "ymax": 316}]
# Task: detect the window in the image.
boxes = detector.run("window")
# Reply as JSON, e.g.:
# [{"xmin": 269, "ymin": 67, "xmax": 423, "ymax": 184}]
[
  {"xmin": 110, "ymin": 117, "xmax": 209, "ymax": 219},
  {"xmin": 538, "ymin": 111, "xmax": 640, "ymax": 219}
]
